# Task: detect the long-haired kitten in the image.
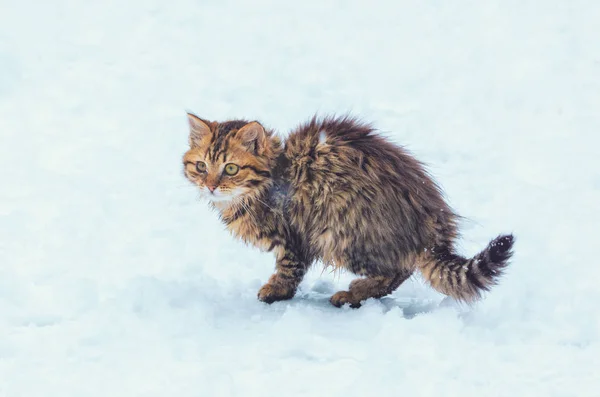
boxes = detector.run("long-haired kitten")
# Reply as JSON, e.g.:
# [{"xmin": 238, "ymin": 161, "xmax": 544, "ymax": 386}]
[{"xmin": 182, "ymin": 114, "xmax": 514, "ymax": 308}]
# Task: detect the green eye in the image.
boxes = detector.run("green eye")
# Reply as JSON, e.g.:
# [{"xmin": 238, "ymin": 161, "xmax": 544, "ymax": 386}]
[
  {"xmin": 196, "ymin": 161, "xmax": 207, "ymax": 173},
  {"xmin": 224, "ymin": 163, "xmax": 239, "ymax": 176}
]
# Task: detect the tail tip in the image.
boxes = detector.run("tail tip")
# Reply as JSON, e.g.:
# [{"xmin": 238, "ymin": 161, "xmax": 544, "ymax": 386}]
[{"xmin": 488, "ymin": 234, "xmax": 515, "ymax": 263}]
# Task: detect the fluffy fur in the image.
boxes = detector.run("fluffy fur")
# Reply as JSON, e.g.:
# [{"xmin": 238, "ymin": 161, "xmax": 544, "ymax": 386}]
[{"xmin": 183, "ymin": 113, "xmax": 515, "ymax": 308}]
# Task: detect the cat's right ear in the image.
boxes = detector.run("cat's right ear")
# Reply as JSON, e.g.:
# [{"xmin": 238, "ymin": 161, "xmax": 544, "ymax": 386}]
[{"xmin": 187, "ymin": 113, "xmax": 212, "ymax": 147}]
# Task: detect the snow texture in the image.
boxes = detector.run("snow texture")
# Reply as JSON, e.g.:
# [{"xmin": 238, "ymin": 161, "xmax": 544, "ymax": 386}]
[{"xmin": 1, "ymin": 1, "xmax": 599, "ymax": 396}]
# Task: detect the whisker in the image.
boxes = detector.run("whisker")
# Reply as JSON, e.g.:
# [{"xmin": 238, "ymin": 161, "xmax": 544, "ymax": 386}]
[
  {"xmin": 238, "ymin": 199, "xmax": 259, "ymax": 226},
  {"xmin": 253, "ymin": 196, "xmax": 276, "ymax": 212}
]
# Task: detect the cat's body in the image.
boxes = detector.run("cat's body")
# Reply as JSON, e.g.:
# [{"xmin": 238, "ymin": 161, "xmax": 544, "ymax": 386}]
[{"xmin": 183, "ymin": 114, "xmax": 514, "ymax": 308}]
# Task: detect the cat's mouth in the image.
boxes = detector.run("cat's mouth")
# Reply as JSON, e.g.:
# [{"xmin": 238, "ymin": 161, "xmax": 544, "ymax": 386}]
[
  {"xmin": 203, "ymin": 187, "xmax": 244, "ymax": 203},
  {"xmin": 207, "ymin": 192, "xmax": 233, "ymax": 202}
]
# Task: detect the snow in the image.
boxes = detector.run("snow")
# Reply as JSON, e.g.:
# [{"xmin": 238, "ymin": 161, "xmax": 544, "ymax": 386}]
[{"xmin": 1, "ymin": 0, "xmax": 599, "ymax": 396}]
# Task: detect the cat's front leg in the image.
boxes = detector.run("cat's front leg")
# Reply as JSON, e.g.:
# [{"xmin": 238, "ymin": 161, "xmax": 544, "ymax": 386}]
[{"xmin": 257, "ymin": 248, "xmax": 308, "ymax": 304}]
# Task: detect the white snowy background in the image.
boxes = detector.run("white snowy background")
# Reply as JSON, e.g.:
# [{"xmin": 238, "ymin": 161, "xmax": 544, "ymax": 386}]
[{"xmin": 1, "ymin": 0, "xmax": 599, "ymax": 396}]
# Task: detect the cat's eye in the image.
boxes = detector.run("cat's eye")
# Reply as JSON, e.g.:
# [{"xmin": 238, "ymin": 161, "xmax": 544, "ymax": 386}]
[
  {"xmin": 196, "ymin": 161, "xmax": 207, "ymax": 173},
  {"xmin": 224, "ymin": 163, "xmax": 239, "ymax": 176}
]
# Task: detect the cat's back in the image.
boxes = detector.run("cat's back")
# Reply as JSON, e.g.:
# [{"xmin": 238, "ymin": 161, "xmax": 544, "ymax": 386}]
[
  {"xmin": 283, "ymin": 115, "xmax": 428, "ymax": 192},
  {"xmin": 282, "ymin": 115, "xmax": 456, "ymax": 253}
]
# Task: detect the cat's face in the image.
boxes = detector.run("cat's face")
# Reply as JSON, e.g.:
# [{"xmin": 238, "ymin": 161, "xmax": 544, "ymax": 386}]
[{"xmin": 183, "ymin": 114, "xmax": 274, "ymax": 204}]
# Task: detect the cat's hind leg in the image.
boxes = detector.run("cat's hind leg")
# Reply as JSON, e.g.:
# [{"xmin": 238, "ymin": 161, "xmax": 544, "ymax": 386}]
[{"xmin": 330, "ymin": 269, "xmax": 412, "ymax": 308}]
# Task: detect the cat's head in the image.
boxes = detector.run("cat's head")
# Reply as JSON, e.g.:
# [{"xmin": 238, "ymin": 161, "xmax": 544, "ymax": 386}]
[{"xmin": 183, "ymin": 113, "xmax": 281, "ymax": 205}]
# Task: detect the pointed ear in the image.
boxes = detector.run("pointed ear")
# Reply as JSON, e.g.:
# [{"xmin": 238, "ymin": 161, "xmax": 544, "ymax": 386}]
[
  {"xmin": 187, "ymin": 113, "xmax": 212, "ymax": 147},
  {"xmin": 235, "ymin": 121, "xmax": 267, "ymax": 154}
]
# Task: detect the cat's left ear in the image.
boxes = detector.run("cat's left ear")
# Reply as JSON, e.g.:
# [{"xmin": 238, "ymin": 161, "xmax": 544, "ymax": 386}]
[{"xmin": 235, "ymin": 121, "xmax": 267, "ymax": 154}]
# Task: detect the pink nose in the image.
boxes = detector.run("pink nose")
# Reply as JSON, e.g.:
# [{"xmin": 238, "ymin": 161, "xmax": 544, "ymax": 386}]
[{"xmin": 207, "ymin": 185, "xmax": 216, "ymax": 193}]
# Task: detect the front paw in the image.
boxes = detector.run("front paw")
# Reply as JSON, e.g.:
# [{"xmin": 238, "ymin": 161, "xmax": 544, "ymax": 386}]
[{"xmin": 257, "ymin": 282, "xmax": 295, "ymax": 304}]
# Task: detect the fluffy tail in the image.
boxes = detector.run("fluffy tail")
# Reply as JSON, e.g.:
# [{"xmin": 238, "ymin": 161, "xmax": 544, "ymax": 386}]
[{"xmin": 420, "ymin": 234, "xmax": 515, "ymax": 302}]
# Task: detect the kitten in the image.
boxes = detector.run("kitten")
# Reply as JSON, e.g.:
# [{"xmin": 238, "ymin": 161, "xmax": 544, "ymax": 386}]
[{"xmin": 182, "ymin": 113, "xmax": 514, "ymax": 308}]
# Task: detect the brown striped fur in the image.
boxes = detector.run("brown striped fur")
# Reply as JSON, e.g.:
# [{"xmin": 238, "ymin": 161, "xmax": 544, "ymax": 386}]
[{"xmin": 183, "ymin": 113, "xmax": 515, "ymax": 308}]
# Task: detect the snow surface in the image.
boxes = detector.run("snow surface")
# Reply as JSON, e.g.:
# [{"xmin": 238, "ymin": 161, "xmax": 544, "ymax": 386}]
[{"xmin": 1, "ymin": 0, "xmax": 599, "ymax": 396}]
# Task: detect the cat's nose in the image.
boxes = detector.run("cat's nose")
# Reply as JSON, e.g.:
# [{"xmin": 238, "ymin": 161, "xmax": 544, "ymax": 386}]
[{"xmin": 207, "ymin": 185, "xmax": 217, "ymax": 193}]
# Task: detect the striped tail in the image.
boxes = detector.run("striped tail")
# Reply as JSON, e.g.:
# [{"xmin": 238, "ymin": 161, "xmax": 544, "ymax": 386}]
[{"xmin": 420, "ymin": 234, "xmax": 515, "ymax": 302}]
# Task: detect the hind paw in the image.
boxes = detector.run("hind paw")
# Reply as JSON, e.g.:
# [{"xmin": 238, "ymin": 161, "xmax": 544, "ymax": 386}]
[{"xmin": 330, "ymin": 291, "xmax": 362, "ymax": 308}]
